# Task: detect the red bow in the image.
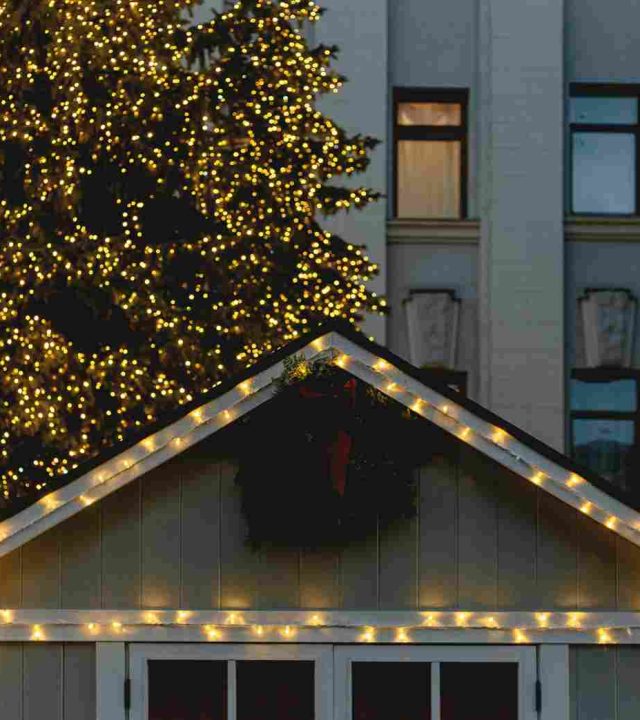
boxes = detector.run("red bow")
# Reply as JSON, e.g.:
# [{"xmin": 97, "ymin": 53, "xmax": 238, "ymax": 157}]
[{"xmin": 298, "ymin": 378, "xmax": 356, "ymax": 496}]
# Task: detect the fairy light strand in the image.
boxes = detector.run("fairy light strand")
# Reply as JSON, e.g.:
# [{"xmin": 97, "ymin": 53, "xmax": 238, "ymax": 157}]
[{"xmin": 0, "ymin": 0, "xmax": 385, "ymax": 506}]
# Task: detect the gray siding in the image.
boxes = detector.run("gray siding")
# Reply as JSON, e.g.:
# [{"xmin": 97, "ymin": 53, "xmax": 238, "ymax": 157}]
[
  {"xmin": 0, "ymin": 643, "xmax": 94, "ymax": 720},
  {"xmin": 570, "ymin": 646, "xmax": 640, "ymax": 720},
  {"xmin": 3, "ymin": 435, "xmax": 640, "ymax": 611}
]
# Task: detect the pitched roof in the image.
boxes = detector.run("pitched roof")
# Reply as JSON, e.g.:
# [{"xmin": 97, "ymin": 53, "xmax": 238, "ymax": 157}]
[{"xmin": 2, "ymin": 320, "xmax": 640, "ymax": 556}]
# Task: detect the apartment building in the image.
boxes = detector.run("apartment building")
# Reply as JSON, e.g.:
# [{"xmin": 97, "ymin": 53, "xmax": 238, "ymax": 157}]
[{"xmin": 294, "ymin": 0, "xmax": 640, "ymax": 513}]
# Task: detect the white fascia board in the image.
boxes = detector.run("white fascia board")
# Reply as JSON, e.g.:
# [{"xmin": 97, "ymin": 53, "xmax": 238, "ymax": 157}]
[{"xmin": 5, "ymin": 609, "xmax": 640, "ymax": 645}]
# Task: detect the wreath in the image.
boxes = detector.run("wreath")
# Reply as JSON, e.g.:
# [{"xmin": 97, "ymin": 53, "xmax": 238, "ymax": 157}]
[{"xmin": 230, "ymin": 354, "xmax": 440, "ymax": 549}]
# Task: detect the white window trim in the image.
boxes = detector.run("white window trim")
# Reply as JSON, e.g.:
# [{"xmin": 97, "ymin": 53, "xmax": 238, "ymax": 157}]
[
  {"xmin": 539, "ymin": 645, "xmax": 570, "ymax": 720},
  {"xmin": 334, "ymin": 644, "xmax": 538, "ymax": 720},
  {"xmin": 97, "ymin": 642, "xmax": 126, "ymax": 720},
  {"xmin": 128, "ymin": 643, "xmax": 333, "ymax": 720}
]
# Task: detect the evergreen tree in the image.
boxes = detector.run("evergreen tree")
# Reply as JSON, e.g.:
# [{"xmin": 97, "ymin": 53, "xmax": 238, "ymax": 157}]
[{"xmin": 0, "ymin": 0, "xmax": 383, "ymax": 503}]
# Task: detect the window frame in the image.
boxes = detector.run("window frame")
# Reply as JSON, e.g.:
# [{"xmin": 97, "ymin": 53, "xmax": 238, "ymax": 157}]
[
  {"xmin": 569, "ymin": 368, "xmax": 640, "ymax": 496},
  {"xmin": 393, "ymin": 88, "xmax": 469, "ymax": 219},
  {"xmin": 334, "ymin": 645, "xmax": 538, "ymax": 720},
  {"xmin": 128, "ymin": 643, "xmax": 333, "ymax": 720},
  {"xmin": 569, "ymin": 83, "xmax": 640, "ymax": 216}
]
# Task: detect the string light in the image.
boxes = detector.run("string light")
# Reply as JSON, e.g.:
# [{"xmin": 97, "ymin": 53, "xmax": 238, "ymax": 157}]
[
  {"xmin": 568, "ymin": 474, "xmax": 584, "ymax": 488},
  {"xmin": 191, "ymin": 409, "xmax": 205, "ymax": 424},
  {"xmin": 411, "ymin": 398, "xmax": 425, "ymax": 413},
  {"xmin": 226, "ymin": 613, "xmax": 244, "ymax": 625},
  {"xmin": 568, "ymin": 613, "xmax": 583, "ymax": 629},
  {"xmin": 492, "ymin": 428, "xmax": 507, "ymax": 444},
  {"xmin": 598, "ymin": 628, "xmax": 613, "ymax": 644},
  {"xmin": 373, "ymin": 360, "xmax": 390, "ymax": 373},
  {"xmin": 531, "ymin": 471, "xmax": 545, "ymax": 486},
  {"xmin": 0, "ymin": 613, "xmax": 636, "ymax": 642},
  {"xmin": 513, "ymin": 628, "xmax": 528, "ymax": 644},
  {"xmin": 334, "ymin": 354, "xmax": 350, "ymax": 369},
  {"xmin": 205, "ymin": 626, "xmax": 220, "ymax": 641},
  {"xmin": 360, "ymin": 626, "xmax": 376, "ymax": 642}
]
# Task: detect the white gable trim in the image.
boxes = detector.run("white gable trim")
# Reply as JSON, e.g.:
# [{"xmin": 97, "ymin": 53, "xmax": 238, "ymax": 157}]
[{"xmin": 0, "ymin": 330, "xmax": 639, "ymax": 556}]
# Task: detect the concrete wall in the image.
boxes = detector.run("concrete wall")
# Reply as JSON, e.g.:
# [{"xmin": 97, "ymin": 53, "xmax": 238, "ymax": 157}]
[
  {"xmin": 3, "ymin": 432, "xmax": 640, "ymax": 612},
  {"xmin": 478, "ymin": 0, "xmax": 565, "ymax": 451},
  {"xmin": 566, "ymin": 0, "xmax": 640, "ymax": 83},
  {"xmin": 387, "ymin": 240, "xmax": 479, "ymax": 396}
]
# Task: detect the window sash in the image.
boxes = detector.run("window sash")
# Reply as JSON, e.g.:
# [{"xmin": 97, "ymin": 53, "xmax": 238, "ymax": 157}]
[
  {"xmin": 129, "ymin": 644, "xmax": 333, "ymax": 720},
  {"xmin": 569, "ymin": 85, "xmax": 640, "ymax": 215},
  {"xmin": 569, "ymin": 369, "xmax": 640, "ymax": 497},
  {"xmin": 393, "ymin": 89, "xmax": 468, "ymax": 219}
]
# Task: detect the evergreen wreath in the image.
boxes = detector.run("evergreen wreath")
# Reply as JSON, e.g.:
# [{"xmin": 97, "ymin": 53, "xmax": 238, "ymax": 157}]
[{"xmin": 231, "ymin": 354, "xmax": 440, "ymax": 549}]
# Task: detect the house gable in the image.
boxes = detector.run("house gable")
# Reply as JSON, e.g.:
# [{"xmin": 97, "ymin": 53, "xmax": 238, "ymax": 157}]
[
  {"xmin": 2, "ymin": 425, "xmax": 640, "ymax": 619},
  {"xmin": 1, "ymin": 323, "xmax": 640, "ymax": 565}
]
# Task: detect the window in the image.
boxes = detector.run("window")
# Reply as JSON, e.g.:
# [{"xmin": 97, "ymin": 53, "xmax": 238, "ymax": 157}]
[
  {"xmin": 570, "ymin": 85, "xmax": 640, "ymax": 215},
  {"xmin": 570, "ymin": 369, "xmax": 640, "ymax": 496},
  {"xmin": 336, "ymin": 645, "xmax": 536, "ymax": 720},
  {"xmin": 130, "ymin": 645, "xmax": 331, "ymax": 720},
  {"xmin": 393, "ymin": 89, "xmax": 468, "ymax": 219}
]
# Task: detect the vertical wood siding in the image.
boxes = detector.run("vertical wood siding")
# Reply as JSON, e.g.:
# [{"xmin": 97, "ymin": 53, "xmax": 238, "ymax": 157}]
[
  {"xmin": 570, "ymin": 646, "xmax": 640, "ymax": 720},
  {"xmin": 0, "ymin": 643, "xmax": 95, "ymax": 720},
  {"xmin": 3, "ymin": 436, "xmax": 640, "ymax": 611}
]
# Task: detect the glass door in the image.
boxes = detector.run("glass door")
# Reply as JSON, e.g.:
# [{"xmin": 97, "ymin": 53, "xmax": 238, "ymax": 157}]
[
  {"xmin": 129, "ymin": 644, "xmax": 332, "ymax": 720},
  {"xmin": 334, "ymin": 646, "xmax": 537, "ymax": 720}
]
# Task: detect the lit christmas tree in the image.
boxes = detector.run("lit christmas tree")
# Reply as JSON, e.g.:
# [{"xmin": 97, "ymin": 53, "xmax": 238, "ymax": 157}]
[{"xmin": 0, "ymin": 0, "xmax": 383, "ymax": 503}]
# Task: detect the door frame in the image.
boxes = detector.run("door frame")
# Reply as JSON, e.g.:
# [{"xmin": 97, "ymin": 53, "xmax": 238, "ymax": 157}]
[
  {"xmin": 333, "ymin": 644, "xmax": 538, "ymax": 720},
  {"xmin": 128, "ymin": 643, "xmax": 333, "ymax": 720}
]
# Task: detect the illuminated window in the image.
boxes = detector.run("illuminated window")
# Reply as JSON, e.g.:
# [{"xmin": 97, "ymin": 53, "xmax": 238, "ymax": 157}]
[
  {"xmin": 570, "ymin": 369, "xmax": 640, "ymax": 495},
  {"xmin": 570, "ymin": 85, "xmax": 640, "ymax": 215},
  {"xmin": 394, "ymin": 89, "xmax": 468, "ymax": 219}
]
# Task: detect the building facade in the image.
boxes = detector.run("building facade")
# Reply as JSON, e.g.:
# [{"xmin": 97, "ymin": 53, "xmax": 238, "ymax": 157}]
[{"xmin": 294, "ymin": 0, "xmax": 640, "ymax": 509}]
